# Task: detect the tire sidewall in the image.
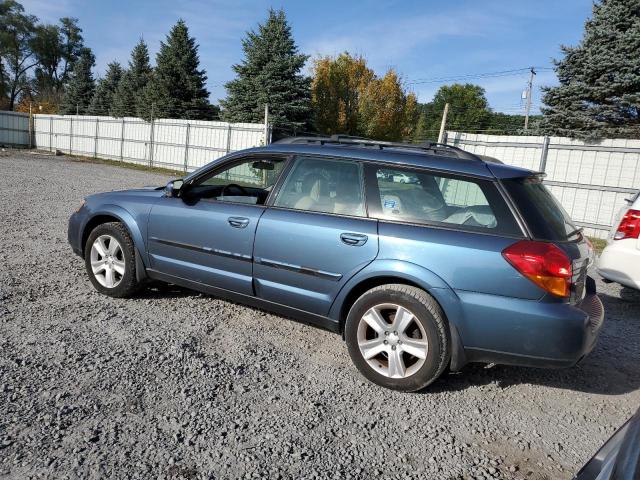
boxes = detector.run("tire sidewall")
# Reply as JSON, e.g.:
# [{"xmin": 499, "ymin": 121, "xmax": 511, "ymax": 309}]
[
  {"xmin": 345, "ymin": 287, "xmax": 447, "ymax": 392},
  {"xmin": 84, "ymin": 223, "xmax": 136, "ymax": 297}
]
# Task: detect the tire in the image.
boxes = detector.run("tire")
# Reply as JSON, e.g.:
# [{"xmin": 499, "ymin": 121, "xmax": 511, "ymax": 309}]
[
  {"xmin": 84, "ymin": 222, "xmax": 140, "ymax": 298},
  {"xmin": 345, "ymin": 284, "xmax": 450, "ymax": 392}
]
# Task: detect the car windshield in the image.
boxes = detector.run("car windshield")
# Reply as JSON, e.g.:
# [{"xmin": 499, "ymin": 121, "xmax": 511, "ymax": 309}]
[{"xmin": 502, "ymin": 176, "xmax": 580, "ymax": 241}]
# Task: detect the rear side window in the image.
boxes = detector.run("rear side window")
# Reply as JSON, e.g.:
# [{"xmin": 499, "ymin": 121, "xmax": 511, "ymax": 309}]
[
  {"xmin": 367, "ymin": 166, "xmax": 522, "ymax": 236},
  {"xmin": 274, "ymin": 156, "xmax": 366, "ymax": 216},
  {"xmin": 502, "ymin": 176, "xmax": 580, "ymax": 241}
]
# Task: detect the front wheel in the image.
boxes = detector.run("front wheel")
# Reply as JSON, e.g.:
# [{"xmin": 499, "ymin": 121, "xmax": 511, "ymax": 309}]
[
  {"xmin": 345, "ymin": 284, "xmax": 450, "ymax": 392},
  {"xmin": 85, "ymin": 222, "xmax": 140, "ymax": 298}
]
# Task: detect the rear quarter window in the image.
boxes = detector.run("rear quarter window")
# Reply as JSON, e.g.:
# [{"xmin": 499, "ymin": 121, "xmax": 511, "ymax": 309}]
[
  {"xmin": 502, "ymin": 176, "xmax": 580, "ymax": 242},
  {"xmin": 367, "ymin": 165, "xmax": 522, "ymax": 236}
]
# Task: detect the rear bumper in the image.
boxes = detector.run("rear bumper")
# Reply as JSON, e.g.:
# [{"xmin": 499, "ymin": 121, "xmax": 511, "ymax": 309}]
[
  {"xmin": 456, "ymin": 277, "xmax": 604, "ymax": 369},
  {"xmin": 597, "ymin": 239, "xmax": 640, "ymax": 289}
]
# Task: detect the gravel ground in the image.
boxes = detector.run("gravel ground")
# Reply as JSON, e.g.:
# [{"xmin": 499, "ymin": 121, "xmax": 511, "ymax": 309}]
[{"xmin": 0, "ymin": 151, "xmax": 638, "ymax": 480}]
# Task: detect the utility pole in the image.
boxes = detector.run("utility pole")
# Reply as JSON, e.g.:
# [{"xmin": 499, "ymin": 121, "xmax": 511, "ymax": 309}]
[
  {"xmin": 437, "ymin": 103, "xmax": 449, "ymax": 143},
  {"xmin": 524, "ymin": 67, "xmax": 536, "ymax": 131}
]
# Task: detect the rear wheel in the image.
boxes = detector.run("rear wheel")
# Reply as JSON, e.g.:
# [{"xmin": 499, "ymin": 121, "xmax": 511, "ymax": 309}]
[
  {"xmin": 85, "ymin": 222, "xmax": 140, "ymax": 298},
  {"xmin": 345, "ymin": 284, "xmax": 450, "ymax": 392}
]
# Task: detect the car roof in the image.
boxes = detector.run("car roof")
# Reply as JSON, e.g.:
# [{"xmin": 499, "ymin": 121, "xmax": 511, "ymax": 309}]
[{"xmin": 248, "ymin": 143, "xmax": 535, "ymax": 179}]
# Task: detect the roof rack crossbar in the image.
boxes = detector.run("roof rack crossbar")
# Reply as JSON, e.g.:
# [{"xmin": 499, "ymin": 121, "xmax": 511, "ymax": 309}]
[{"xmin": 274, "ymin": 135, "xmax": 484, "ymax": 162}]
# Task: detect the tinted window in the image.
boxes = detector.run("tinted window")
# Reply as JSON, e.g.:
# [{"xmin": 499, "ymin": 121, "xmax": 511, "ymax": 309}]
[
  {"xmin": 369, "ymin": 166, "xmax": 521, "ymax": 235},
  {"xmin": 187, "ymin": 158, "xmax": 286, "ymax": 205},
  {"xmin": 274, "ymin": 156, "xmax": 365, "ymax": 216},
  {"xmin": 503, "ymin": 176, "xmax": 580, "ymax": 241}
]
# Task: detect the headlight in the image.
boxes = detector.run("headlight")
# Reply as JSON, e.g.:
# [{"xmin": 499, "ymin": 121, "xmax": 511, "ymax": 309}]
[{"xmin": 74, "ymin": 200, "xmax": 85, "ymax": 213}]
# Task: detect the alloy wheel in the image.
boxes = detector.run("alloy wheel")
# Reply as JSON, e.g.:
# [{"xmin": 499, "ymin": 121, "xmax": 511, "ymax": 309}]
[
  {"xmin": 89, "ymin": 235, "xmax": 125, "ymax": 288},
  {"xmin": 356, "ymin": 303, "xmax": 428, "ymax": 379}
]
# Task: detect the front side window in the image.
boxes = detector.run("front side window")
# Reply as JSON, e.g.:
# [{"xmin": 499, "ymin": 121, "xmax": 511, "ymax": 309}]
[
  {"xmin": 187, "ymin": 157, "xmax": 286, "ymax": 205},
  {"xmin": 274, "ymin": 156, "xmax": 365, "ymax": 216},
  {"xmin": 369, "ymin": 166, "xmax": 521, "ymax": 235}
]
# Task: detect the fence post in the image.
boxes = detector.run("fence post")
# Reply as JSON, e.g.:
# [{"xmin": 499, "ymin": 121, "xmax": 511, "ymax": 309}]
[
  {"xmin": 69, "ymin": 117, "xmax": 73, "ymax": 155},
  {"xmin": 120, "ymin": 118, "xmax": 125, "ymax": 162},
  {"xmin": 28, "ymin": 104, "xmax": 33, "ymax": 149},
  {"xmin": 49, "ymin": 117, "xmax": 53, "ymax": 152},
  {"xmin": 263, "ymin": 104, "xmax": 269, "ymax": 145},
  {"xmin": 183, "ymin": 123, "xmax": 191, "ymax": 172},
  {"xmin": 149, "ymin": 118, "xmax": 155, "ymax": 167},
  {"xmin": 226, "ymin": 124, "xmax": 232, "ymax": 154},
  {"xmin": 94, "ymin": 117, "xmax": 99, "ymax": 158},
  {"xmin": 539, "ymin": 136, "xmax": 550, "ymax": 172}
]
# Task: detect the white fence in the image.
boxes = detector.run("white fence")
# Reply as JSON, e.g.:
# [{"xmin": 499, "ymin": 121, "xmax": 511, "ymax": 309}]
[
  {"xmin": 0, "ymin": 111, "xmax": 637, "ymax": 238},
  {"xmin": 33, "ymin": 114, "xmax": 268, "ymax": 172},
  {"xmin": 0, "ymin": 111, "xmax": 267, "ymax": 172},
  {"xmin": 447, "ymin": 131, "xmax": 640, "ymax": 238}
]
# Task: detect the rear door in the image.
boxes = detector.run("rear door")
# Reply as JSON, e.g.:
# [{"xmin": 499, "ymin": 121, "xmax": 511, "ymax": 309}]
[{"xmin": 253, "ymin": 155, "xmax": 378, "ymax": 315}]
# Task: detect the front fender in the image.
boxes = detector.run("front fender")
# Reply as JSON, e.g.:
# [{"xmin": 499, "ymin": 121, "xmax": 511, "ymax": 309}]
[{"xmin": 81, "ymin": 204, "xmax": 148, "ymax": 262}]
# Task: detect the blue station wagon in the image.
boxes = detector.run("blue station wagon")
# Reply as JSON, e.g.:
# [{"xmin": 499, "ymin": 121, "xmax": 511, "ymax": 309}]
[{"xmin": 68, "ymin": 136, "xmax": 604, "ymax": 391}]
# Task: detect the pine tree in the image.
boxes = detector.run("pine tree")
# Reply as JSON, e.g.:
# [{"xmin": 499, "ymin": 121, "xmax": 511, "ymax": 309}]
[
  {"xmin": 87, "ymin": 62, "xmax": 122, "ymax": 115},
  {"xmin": 541, "ymin": 0, "xmax": 640, "ymax": 139},
  {"xmin": 221, "ymin": 9, "xmax": 310, "ymax": 134},
  {"xmin": 60, "ymin": 47, "xmax": 95, "ymax": 114},
  {"xmin": 111, "ymin": 38, "xmax": 152, "ymax": 117},
  {"xmin": 138, "ymin": 20, "xmax": 214, "ymax": 120}
]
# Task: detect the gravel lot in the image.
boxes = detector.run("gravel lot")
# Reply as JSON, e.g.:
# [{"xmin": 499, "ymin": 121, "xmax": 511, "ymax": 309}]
[{"xmin": 0, "ymin": 151, "xmax": 638, "ymax": 480}]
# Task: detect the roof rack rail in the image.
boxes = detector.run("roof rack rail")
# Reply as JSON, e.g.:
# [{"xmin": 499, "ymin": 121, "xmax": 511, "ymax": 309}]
[{"xmin": 274, "ymin": 134, "xmax": 484, "ymax": 162}]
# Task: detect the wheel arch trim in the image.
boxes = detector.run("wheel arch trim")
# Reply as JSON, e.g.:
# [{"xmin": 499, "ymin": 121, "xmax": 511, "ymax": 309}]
[
  {"xmin": 80, "ymin": 205, "xmax": 147, "ymax": 264},
  {"xmin": 329, "ymin": 259, "xmax": 468, "ymax": 371}
]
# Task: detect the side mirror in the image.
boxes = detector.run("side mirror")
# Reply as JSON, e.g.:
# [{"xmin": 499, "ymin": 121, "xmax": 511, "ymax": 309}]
[{"xmin": 165, "ymin": 179, "xmax": 184, "ymax": 197}]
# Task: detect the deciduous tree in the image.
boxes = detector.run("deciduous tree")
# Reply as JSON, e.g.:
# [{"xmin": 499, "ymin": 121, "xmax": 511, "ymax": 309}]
[
  {"xmin": 0, "ymin": 0, "xmax": 37, "ymax": 110},
  {"xmin": 31, "ymin": 17, "xmax": 84, "ymax": 106},
  {"xmin": 414, "ymin": 84, "xmax": 492, "ymax": 141},
  {"xmin": 311, "ymin": 53, "xmax": 417, "ymax": 141}
]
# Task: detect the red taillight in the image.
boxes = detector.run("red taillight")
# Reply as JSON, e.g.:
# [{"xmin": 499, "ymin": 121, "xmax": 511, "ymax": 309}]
[
  {"xmin": 502, "ymin": 240, "xmax": 572, "ymax": 297},
  {"xmin": 614, "ymin": 209, "xmax": 640, "ymax": 240}
]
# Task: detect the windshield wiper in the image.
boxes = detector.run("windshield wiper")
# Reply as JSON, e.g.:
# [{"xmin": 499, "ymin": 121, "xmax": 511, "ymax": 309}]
[{"xmin": 566, "ymin": 226, "xmax": 583, "ymax": 239}]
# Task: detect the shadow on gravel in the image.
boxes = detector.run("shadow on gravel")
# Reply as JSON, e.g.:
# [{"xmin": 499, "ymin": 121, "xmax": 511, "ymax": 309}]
[
  {"xmin": 134, "ymin": 282, "xmax": 200, "ymax": 299},
  {"xmin": 431, "ymin": 290, "xmax": 640, "ymax": 396}
]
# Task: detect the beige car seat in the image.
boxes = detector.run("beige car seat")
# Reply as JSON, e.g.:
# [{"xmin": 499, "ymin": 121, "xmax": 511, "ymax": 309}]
[{"xmin": 294, "ymin": 173, "xmax": 334, "ymax": 212}]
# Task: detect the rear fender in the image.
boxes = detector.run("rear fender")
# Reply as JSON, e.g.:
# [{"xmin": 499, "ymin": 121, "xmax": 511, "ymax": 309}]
[{"xmin": 329, "ymin": 259, "xmax": 467, "ymax": 370}]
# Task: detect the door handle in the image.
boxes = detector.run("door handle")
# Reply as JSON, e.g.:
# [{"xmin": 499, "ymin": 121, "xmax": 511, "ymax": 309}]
[
  {"xmin": 340, "ymin": 233, "xmax": 368, "ymax": 246},
  {"xmin": 228, "ymin": 216, "xmax": 250, "ymax": 229}
]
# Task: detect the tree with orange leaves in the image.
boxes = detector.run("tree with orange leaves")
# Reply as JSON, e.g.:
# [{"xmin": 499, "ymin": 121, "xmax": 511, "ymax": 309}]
[{"xmin": 311, "ymin": 53, "xmax": 418, "ymax": 141}]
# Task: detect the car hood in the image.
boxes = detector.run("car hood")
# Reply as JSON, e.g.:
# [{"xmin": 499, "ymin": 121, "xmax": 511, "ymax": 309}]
[{"xmin": 86, "ymin": 186, "xmax": 166, "ymax": 202}]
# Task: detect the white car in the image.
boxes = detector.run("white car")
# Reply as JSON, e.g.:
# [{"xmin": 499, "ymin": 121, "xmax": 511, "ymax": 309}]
[{"xmin": 597, "ymin": 191, "xmax": 640, "ymax": 289}]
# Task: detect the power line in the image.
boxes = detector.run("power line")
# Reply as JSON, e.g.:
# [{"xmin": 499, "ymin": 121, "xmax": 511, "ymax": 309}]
[{"xmin": 406, "ymin": 66, "xmax": 553, "ymax": 85}]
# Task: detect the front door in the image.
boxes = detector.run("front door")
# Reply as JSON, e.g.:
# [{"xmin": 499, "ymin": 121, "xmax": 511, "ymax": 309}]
[
  {"xmin": 147, "ymin": 155, "xmax": 287, "ymax": 295},
  {"xmin": 253, "ymin": 155, "xmax": 379, "ymax": 315}
]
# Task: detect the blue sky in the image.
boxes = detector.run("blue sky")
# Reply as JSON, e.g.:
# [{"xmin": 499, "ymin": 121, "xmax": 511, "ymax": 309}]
[{"xmin": 21, "ymin": 0, "xmax": 593, "ymax": 114}]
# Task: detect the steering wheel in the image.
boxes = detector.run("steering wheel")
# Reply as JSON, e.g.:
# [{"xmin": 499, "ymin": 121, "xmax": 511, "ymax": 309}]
[{"xmin": 221, "ymin": 183, "xmax": 249, "ymax": 197}]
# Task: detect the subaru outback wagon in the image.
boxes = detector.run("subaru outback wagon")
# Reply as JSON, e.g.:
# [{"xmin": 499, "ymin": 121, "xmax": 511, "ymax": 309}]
[{"xmin": 68, "ymin": 136, "xmax": 604, "ymax": 392}]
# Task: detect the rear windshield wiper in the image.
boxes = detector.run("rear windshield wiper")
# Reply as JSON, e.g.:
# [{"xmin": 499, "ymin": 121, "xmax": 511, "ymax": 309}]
[{"xmin": 566, "ymin": 227, "xmax": 583, "ymax": 239}]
